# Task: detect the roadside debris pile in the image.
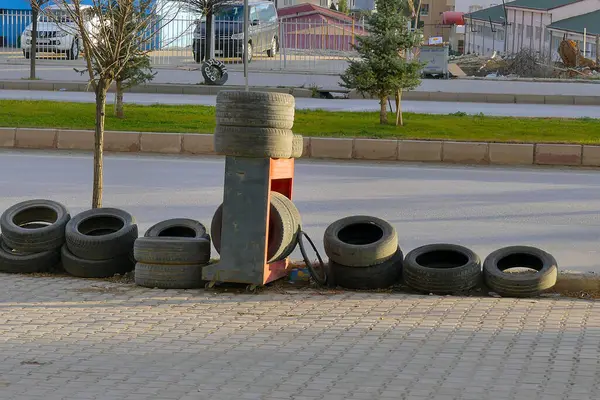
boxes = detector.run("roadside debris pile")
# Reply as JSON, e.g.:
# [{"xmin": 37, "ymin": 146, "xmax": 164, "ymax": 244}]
[
  {"xmin": 449, "ymin": 41, "xmax": 599, "ymax": 79},
  {"xmin": 558, "ymin": 39, "xmax": 599, "ymax": 77}
]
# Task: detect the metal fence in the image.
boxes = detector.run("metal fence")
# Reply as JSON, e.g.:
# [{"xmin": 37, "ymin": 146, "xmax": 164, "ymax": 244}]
[{"xmin": 0, "ymin": 8, "xmax": 364, "ymax": 75}]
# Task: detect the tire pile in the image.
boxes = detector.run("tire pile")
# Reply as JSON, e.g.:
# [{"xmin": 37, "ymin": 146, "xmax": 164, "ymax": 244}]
[
  {"xmin": 0, "ymin": 200, "xmax": 70, "ymax": 274},
  {"xmin": 214, "ymin": 90, "xmax": 304, "ymax": 159},
  {"xmin": 134, "ymin": 219, "xmax": 211, "ymax": 289},
  {"xmin": 211, "ymin": 191, "xmax": 301, "ymax": 263},
  {"xmin": 322, "ymin": 215, "xmax": 559, "ymax": 297},
  {"xmin": 324, "ymin": 216, "xmax": 403, "ymax": 290},
  {"xmin": 62, "ymin": 208, "xmax": 138, "ymax": 278}
]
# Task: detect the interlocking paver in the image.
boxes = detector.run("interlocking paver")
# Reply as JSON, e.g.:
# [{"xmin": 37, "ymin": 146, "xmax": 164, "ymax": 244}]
[{"xmin": 1, "ymin": 275, "xmax": 600, "ymax": 400}]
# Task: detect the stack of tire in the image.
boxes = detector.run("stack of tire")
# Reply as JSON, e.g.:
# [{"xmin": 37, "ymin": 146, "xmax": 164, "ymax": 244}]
[
  {"xmin": 134, "ymin": 219, "xmax": 211, "ymax": 289},
  {"xmin": 214, "ymin": 90, "xmax": 304, "ymax": 159},
  {"xmin": 0, "ymin": 200, "xmax": 70, "ymax": 274},
  {"xmin": 324, "ymin": 216, "xmax": 403, "ymax": 290},
  {"xmin": 211, "ymin": 191, "xmax": 301, "ymax": 264},
  {"xmin": 62, "ymin": 208, "xmax": 138, "ymax": 278}
]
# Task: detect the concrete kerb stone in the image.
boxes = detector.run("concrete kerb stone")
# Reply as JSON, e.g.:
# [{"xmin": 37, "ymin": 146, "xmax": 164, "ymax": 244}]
[
  {"xmin": 310, "ymin": 137, "xmax": 353, "ymax": 159},
  {"xmin": 554, "ymin": 272, "xmax": 600, "ymax": 294},
  {"xmin": 140, "ymin": 132, "xmax": 182, "ymax": 154},
  {"xmin": 0, "ymin": 127, "xmax": 16, "ymax": 148},
  {"xmin": 489, "ymin": 143, "xmax": 534, "ymax": 165},
  {"xmin": 582, "ymin": 145, "xmax": 600, "ymax": 166},
  {"xmin": 182, "ymin": 133, "xmax": 214, "ymax": 155},
  {"xmin": 353, "ymin": 138, "xmax": 398, "ymax": 160},
  {"xmin": 104, "ymin": 131, "xmax": 141, "ymax": 152},
  {"xmin": 58, "ymin": 129, "xmax": 94, "ymax": 150},
  {"xmin": 535, "ymin": 143, "xmax": 582, "ymax": 166},
  {"xmin": 397, "ymin": 140, "xmax": 442, "ymax": 162},
  {"xmin": 15, "ymin": 128, "xmax": 57, "ymax": 149},
  {"xmin": 442, "ymin": 141, "xmax": 489, "ymax": 164}
]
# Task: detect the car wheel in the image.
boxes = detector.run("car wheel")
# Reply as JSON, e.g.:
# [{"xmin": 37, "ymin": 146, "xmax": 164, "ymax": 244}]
[
  {"xmin": 23, "ymin": 50, "xmax": 30, "ymax": 59},
  {"xmin": 244, "ymin": 42, "xmax": 253, "ymax": 63},
  {"xmin": 193, "ymin": 40, "xmax": 204, "ymax": 63},
  {"xmin": 66, "ymin": 39, "xmax": 79, "ymax": 60},
  {"xmin": 267, "ymin": 37, "xmax": 277, "ymax": 57}
]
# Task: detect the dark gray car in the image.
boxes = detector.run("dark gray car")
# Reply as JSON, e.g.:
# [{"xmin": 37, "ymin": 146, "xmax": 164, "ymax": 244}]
[{"xmin": 192, "ymin": 0, "xmax": 279, "ymax": 63}]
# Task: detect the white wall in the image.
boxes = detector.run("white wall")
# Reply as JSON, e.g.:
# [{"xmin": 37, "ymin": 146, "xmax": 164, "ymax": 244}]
[
  {"xmin": 465, "ymin": 19, "xmax": 505, "ymax": 55},
  {"xmin": 506, "ymin": 0, "xmax": 600, "ymax": 55}
]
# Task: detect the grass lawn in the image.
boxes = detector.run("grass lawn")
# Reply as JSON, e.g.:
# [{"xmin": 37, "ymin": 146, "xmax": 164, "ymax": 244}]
[{"xmin": 1, "ymin": 100, "xmax": 599, "ymax": 144}]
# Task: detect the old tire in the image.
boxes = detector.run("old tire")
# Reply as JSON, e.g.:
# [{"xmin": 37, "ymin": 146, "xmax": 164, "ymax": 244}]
[
  {"xmin": 61, "ymin": 244, "xmax": 134, "ymax": 278},
  {"xmin": 216, "ymin": 90, "xmax": 295, "ymax": 130},
  {"xmin": 323, "ymin": 216, "xmax": 398, "ymax": 267},
  {"xmin": 483, "ymin": 246, "xmax": 558, "ymax": 297},
  {"xmin": 216, "ymin": 110, "xmax": 294, "ymax": 130},
  {"xmin": 0, "ymin": 236, "xmax": 61, "ymax": 274},
  {"xmin": 329, "ymin": 247, "xmax": 403, "ymax": 290},
  {"xmin": 211, "ymin": 191, "xmax": 295, "ymax": 263},
  {"xmin": 404, "ymin": 243, "xmax": 481, "ymax": 294},
  {"xmin": 65, "ymin": 208, "xmax": 138, "ymax": 261},
  {"xmin": 0, "ymin": 199, "xmax": 71, "ymax": 253},
  {"xmin": 134, "ymin": 262, "xmax": 204, "ymax": 289},
  {"xmin": 270, "ymin": 192, "xmax": 301, "ymax": 261},
  {"xmin": 144, "ymin": 218, "xmax": 209, "ymax": 240},
  {"xmin": 214, "ymin": 126, "xmax": 293, "ymax": 158},
  {"xmin": 291, "ymin": 135, "xmax": 304, "ymax": 158},
  {"xmin": 134, "ymin": 237, "xmax": 211, "ymax": 265}
]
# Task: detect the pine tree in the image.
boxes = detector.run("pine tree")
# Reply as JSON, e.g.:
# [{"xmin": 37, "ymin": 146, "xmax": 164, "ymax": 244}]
[{"xmin": 340, "ymin": 0, "xmax": 423, "ymax": 125}]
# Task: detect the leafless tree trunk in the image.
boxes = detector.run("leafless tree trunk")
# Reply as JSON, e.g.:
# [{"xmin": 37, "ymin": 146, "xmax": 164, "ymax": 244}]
[
  {"xmin": 379, "ymin": 95, "xmax": 388, "ymax": 124},
  {"xmin": 115, "ymin": 80, "xmax": 124, "ymax": 118},
  {"xmin": 92, "ymin": 79, "xmax": 108, "ymax": 208},
  {"xmin": 30, "ymin": 6, "xmax": 38, "ymax": 79},
  {"xmin": 395, "ymin": 89, "xmax": 403, "ymax": 126}
]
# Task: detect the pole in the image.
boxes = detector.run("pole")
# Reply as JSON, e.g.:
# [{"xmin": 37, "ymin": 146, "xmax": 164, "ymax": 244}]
[
  {"xmin": 243, "ymin": 0, "xmax": 249, "ymax": 91},
  {"xmin": 596, "ymin": 35, "xmax": 600, "ymax": 66},
  {"xmin": 583, "ymin": 28, "xmax": 587, "ymax": 59}
]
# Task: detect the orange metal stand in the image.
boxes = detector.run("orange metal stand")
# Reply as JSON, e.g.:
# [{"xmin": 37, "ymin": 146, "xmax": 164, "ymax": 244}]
[{"xmin": 202, "ymin": 156, "xmax": 295, "ymax": 286}]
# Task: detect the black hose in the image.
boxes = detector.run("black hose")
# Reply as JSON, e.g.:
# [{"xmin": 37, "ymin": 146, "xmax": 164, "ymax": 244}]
[{"xmin": 297, "ymin": 231, "xmax": 327, "ymax": 286}]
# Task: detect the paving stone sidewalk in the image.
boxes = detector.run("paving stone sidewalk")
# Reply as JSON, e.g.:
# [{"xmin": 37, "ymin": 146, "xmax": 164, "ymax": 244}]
[{"xmin": 0, "ymin": 274, "xmax": 599, "ymax": 400}]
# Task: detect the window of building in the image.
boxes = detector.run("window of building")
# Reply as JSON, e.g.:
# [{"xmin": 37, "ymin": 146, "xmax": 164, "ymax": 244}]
[
  {"xmin": 421, "ymin": 4, "xmax": 429, "ymax": 16},
  {"xmin": 535, "ymin": 27, "xmax": 541, "ymax": 40},
  {"xmin": 526, "ymin": 25, "xmax": 533, "ymax": 38}
]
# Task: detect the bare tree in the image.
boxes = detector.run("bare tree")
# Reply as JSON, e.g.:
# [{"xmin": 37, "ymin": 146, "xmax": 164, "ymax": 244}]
[
  {"xmin": 28, "ymin": 0, "xmax": 50, "ymax": 79},
  {"xmin": 50, "ymin": 0, "xmax": 180, "ymax": 208},
  {"xmin": 177, "ymin": 0, "xmax": 234, "ymax": 63}
]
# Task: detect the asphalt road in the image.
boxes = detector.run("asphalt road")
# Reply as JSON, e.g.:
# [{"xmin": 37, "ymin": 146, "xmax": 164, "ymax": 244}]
[
  {"xmin": 2, "ymin": 56, "xmax": 600, "ymax": 94},
  {"xmin": 3, "ymin": 89, "xmax": 600, "ymax": 118},
  {"xmin": 1, "ymin": 149, "xmax": 599, "ymax": 273}
]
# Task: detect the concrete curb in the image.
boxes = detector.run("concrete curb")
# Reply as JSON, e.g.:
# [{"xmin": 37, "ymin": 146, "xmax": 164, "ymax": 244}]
[
  {"xmin": 2, "ymin": 128, "xmax": 599, "ymax": 168},
  {"xmin": 554, "ymin": 272, "xmax": 600, "ymax": 294},
  {"xmin": 1, "ymin": 79, "xmax": 599, "ymax": 105}
]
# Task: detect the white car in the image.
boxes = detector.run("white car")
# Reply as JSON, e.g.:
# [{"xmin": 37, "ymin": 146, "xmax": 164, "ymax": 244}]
[{"xmin": 20, "ymin": 4, "xmax": 99, "ymax": 60}]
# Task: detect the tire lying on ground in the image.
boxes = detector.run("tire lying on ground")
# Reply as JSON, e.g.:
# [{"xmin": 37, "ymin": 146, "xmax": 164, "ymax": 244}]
[
  {"xmin": 0, "ymin": 199, "xmax": 71, "ymax": 253},
  {"xmin": 214, "ymin": 126, "xmax": 294, "ymax": 159},
  {"xmin": 65, "ymin": 208, "xmax": 138, "ymax": 261},
  {"xmin": 483, "ymin": 245, "xmax": 558, "ymax": 297},
  {"xmin": 403, "ymin": 243, "xmax": 481, "ymax": 294},
  {"xmin": 211, "ymin": 191, "xmax": 300, "ymax": 263},
  {"xmin": 61, "ymin": 244, "xmax": 134, "ymax": 278},
  {"xmin": 215, "ymin": 90, "xmax": 295, "ymax": 130},
  {"xmin": 329, "ymin": 246, "xmax": 403, "ymax": 290},
  {"xmin": 323, "ymin": 216, "xmax": 398, "ymax": 267},
  {"xmin": 134, "ymin": 218, "xmax": 212, "ymax": 289},
  {"xmin": 291, "ymin": 134, "xmax": 304, "ymax": 158},
  {"xmin": 135, "ymin": 262, "xmax": 205, "ymax": 289},
  {"xmin": 0, "ymin": 235, "xmax": 61, "ymax": 274}
]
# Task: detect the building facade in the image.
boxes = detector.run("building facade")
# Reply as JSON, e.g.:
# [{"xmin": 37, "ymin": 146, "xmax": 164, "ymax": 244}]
[
  {"xmin": 420, "ymin": 0, "xmax": 457, "ymax": 43},
  {"xmin": 464, "ymin": 4, "xmax": 506, "ymax": 54}
]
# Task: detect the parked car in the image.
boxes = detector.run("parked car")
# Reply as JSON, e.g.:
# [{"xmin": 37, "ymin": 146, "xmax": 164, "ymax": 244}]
[
  {"xmin": 192, "ymin": 0, "xmax": 279, "ymax": 63},
  {"xmin": 20, "ymin": 4, "xmax": 99, "ymax": 60}
]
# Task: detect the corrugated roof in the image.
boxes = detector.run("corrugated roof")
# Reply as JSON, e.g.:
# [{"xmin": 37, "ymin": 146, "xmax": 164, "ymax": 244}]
[
  {"xmin": 505, "ymin": 0, "xmax": 581, "ymax": 11},
  {"xmin": 547, "ymin": 9, "xmax": 600, "ymax": 35},
  {"xmin": 277, "ymin": 3, "xmax": 354, "ymax": 22},
  {"xmin": 465, "ymin": 4, "xmax": 509, "ymax": 24}
]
